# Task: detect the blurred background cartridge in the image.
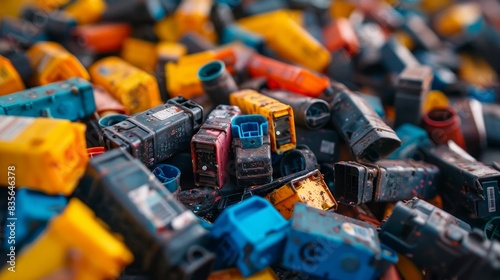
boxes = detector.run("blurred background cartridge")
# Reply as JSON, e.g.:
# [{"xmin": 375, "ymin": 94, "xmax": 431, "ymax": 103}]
[
  {"xmin": 380, "ymin": 198, "xmax": 500, "ymax": 280},
  {"xmin": 483, "ymin": 102, "xmax": 500, "ymax": 147},
  {"xmin": 90, "ymin": 56, "xmax": 162, "ymax": 114},
  {"xmin": 230, "ymin": 90, "xmax": 296, "ymax": 154},
  {"xmin": 422, "ymin": 106, "xmax": 467, "ymax": 150},
  {"xmin": 26, "ymin": 41, "xmax": 90, "ymax": 86},
  {"xmin": 198, "ymin": 60, "xmax": 239, "ymax": 106},
  {"xmin": 0, "ymin": 55, "xmax": 25, "ymax": 96},
  {"xmin": 0, "ymin": 198, "xmax": 133, "ymax": 280},
  {"xmin": 0, "ymin": 78, "xmax": 96, "ymax": 121},
  {"xmin": 334, "ymin": 160, "xmax": 439, "ymax": 205},
  {"xmin": 422, "ymin": 144, "xmax": 500, "ymax": 219},
  {"xmin": 100, "ymin": 0, "xmax": 166, "ymax": 23},
  {"xmin": 191, "ymin": 105, "xmax": 241, "ymax": 189},
  {"xmin": 329, "ymin": 87, "xmax": 401, "ymax": 162},
  {"xmin": 210, "ymin": 196, "xmax": 288, "ymax": 277},
  {"xmin": 71, "ymin": 23, "xmax": 132, "ymax": 54},
  {"xmin": 282, "ymin": 203, "xmax": 397, "ymax": 280},
  {"xmin": 0, "ymin": 17, "xmax": 48, "ymax": 47},
  {"xmin": 0, "ymin": 116, "xmax": 87, "ymax": 195},
  {"xmin": 247, "ymin": 54, "xmax": 331, "ymax": 98},
  {"xmin": 394, "ymin": 65, "xmax": 433, "ymax": 128},
  {"xmin": 261, "ymin": 89, "xmax": 330, "ymax": 130},
  {"xmin": 81, "ymin": 149, "xmax": 215, "ymax": 280},
  {"xmin": 102, "ymin": 96, "xmax": 204, "ymax": 167},
  {"xmin": 452, "ymin": 98, "xmax": 487, "ymax": 158},
  {"xmin": 231, "ymin": 114, "xmax": 272, "ymax": 187},
  {"xmin": 265, "ymin": 169, "xmax": 337, "ymax": 219},
  {"xmin": 388, "ymin": 124, "xmax": 432, "ymax": 160}
]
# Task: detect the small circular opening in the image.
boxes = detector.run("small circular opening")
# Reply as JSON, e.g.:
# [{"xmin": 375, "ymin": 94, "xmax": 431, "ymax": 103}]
[
  {"xmin": 198, "ymin": 60, "xmax": 225, "ymax": 82},
  {"xmin": 427, "ymin": 108, "xmax": 454, "ymax": 122}
]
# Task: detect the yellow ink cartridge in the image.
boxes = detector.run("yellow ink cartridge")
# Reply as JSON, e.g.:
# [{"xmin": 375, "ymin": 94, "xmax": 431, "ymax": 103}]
[
  {"xmin": 0, "ymin": 55, "xmax": 25, "ymax": 96},
  {"xmin": 0, "ymin": 198, "xmax": 133, "ymax": 280},
  {"xmin": 0, "ymin": 116, "xmax": 88, "ymax": 195},
  {"xmin": 90, "ymin": 56, "xmax": 162, "ymax": 114},
  {"xmin": 265, "ymin": 169, "xmax": 337, "ymax": 219},
  {"xmin": 27, "ymin": 41, "xmax": 90, "ymax": 86},
  {"xmin": 230, "ymin": 89, "xmax": 296, "ymax": 154}
]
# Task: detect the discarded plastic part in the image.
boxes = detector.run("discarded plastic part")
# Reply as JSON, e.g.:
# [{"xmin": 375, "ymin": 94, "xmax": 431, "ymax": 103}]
[
  {"xmin": 237, "ymin": 10, "xmax": 330, "ymax": 72},
  {"xmin": 265, "ymin": 169, "xmax": 337, "ymax": 219},
  {"xmin": 26, "ymin": 41, "xmax": 90, "ymax": 86},
  {"xmin": 330, "ymin": 89, "xmax": 401, "ymax": 162},
  {"xmin": 0, "ymin": 77, "xmax": 96, "ymax": 121},
  {"xmin": 87, "ymin": 146, "xmax": 106, "ymax": 158},
  {"xmin": 191, "ymin": 105, "xmax": 241, "ymax": 188},
  {"xmin": 89, "ymin": 56, "xmax": 162, "ymax": 114},
  {"xmin": 93, "ymin": 85, "xmax": 128, "ymax": 117},
  {"xmin": 323, "ymin": 18, "xmax": 359, "ymax": 55},
  {"xmin": 153, "ymin": 164, "xmax": 181, "ymax": 193},
  {"xmin": 452, "ymin": 98, "xmax": 487, "ymax": 158},
  {"xmin": 0, "ymin": 51, "xmax": 33, "ymax": 84},
  {"xmin": 334, "ymin": 160, "xmax": 439, "ymax": 205},
  {"xmin": 102, "ymin": 96, "xmax": 204, "ymax": 167},
  {"xmin": 121, "ymin": 37, "xmax": 157, "ymax": 73},
  {"xmin": 179, "ymin": 31, "xmax": 217, "ymax": 53},
  {"xmin": 434, "ymin": 2, "xmax": 482, "ymax": 36},
  {"xmin": 0, "ymin": 55, "xmax": 25, "ymax": 96},
  {"xmin": 230, "ymin": 90, "xmax": 296, "ymax": 154},
  {"xmin": 100, "ymin": 0, "xmax": 166, "ymax": 22},
  {"xmin": 232, "ymin": 114, "xmax": 273, "ymax": 187},
  {"xmin": 82, "ymin": 149, "xmax": 215, "ymax": 280},
  {"xmin": 198, "ymin": 60, "xmax": 239, "ymax": 106},
  {"xmin": 0, "ymin": 116, "xmax": 88, "ymax": 195},
  {"xmin": 221, "ymin": 24, "xmax": 265, "ymax": 51},
  {"xmin": 247, "ymin": 54, "xmax": 331, "ymax": 98},
  {"xmin": 279, "ymin": 145, "xmax": 318, "ymax": 176},
  {"xmin": 424, "ymin": 90, "xmax": 449, "ymax": 113},
  {"xmin": 261, "ymin": 89, "xmax": 330, "ymax": 130},
  {"xmin": 2, "ymin": 188, "xmax": 66, "ymax": 250},
  {"xmin": 72, "ymin": 23, "xmax": 132, "ymax": 54},
  {"xmin": 381, "ymin": 38, "xmax": 419, "ymax": 74},
  {"xmin": 282, "ymin": 203, "xmax": 397, "ymax": 280},
  {"xmin": 388, "ymin": 124, "xmax": 432, "ymax": 160},
  {"xmin": 210, "ymin": 196, "xmax": 289, "ymax": 277},
  {"xmin": 0, "ymin": 198, "xmax": 133, "ymax": 280},
  {"xmin": 422, "ymin": 106, "xmax": 466, "ymax": 150},
  {"xmin": 483, "ymin": 103, "xmax": 500, "ymax": 147},
  {"xmin": 394, "ymin": 65, "xmax": 433, "ymax": 128},
  {"xmin": 0, "ymin": 17, "xmax": 48, "ymax": 47},
  {"xmin": 380, "ymin": 198, "xmax": 500, "ymax": 279},
  {"xmin": 422, "ymin": 144, "xmax": 500, "ymax": 219},
  {"xmin": 174, "ymin": 0, "xmax": 216, "ymax": 43},
  {"xmin": 98, "ymin": 114, "xmax": 128, "ymax": 128}
]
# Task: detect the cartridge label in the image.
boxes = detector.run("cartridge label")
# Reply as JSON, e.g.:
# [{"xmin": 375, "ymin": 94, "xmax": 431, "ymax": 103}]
[
  {"xmin": 0, "ymin": 116, "xmax": 34, "ymax": 142},
  {"xmin": 487, "ymin": 186, "xmax": 496, "ymax": 213},
  {"xmin": 128, "ymin": 185, "xmax": 175, "ymax": 230},
  {"xmin": 152, "ymin": 107, "xmax": 182, "ymax": 121}
]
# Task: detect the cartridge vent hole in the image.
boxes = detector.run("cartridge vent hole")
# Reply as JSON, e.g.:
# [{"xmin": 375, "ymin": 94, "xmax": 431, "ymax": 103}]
[{"xmin": 427, "ymin": 108, "xmax": 454, "ymax": 122}]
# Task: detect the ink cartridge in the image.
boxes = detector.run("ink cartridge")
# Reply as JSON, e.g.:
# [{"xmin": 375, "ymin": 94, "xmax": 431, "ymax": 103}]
[
  {"xmin": 174, "ymin": 0, "xmax": 216, "ymax": 43},
  {"xmin": 191, "ymin": 105, "xmax": 241, "ymax": 189},
  {"xmin": 26, "ymin": 41, "xmax": 90, "ymax": 86},
  {"xmin": 329, "ymin": 87, "xmax": 401, "ymax": 162},
  {"xmin": 282, "ymin": 203, "xmax": 397, "ymax": 280},
  {"xmin": 82, "ymin": 149, "xmax": 215, "ymax": 280},
  {"xmin": 100, "ymin": 0, "xmax": 165, "ymax": 23},
  {"xmin": 61, "ymin": 0, "xmax": 106, "ymax": 25},
  {"xmin": 247, "ymin": 54, "xmax": 331, "ymax": 98},
  {"xmin": 0, "ymin": 55, "xmax": 24, "ymax": 96},
  {"xmin": 380, "ymin": 198, "xmax": 500, "ymax": 280},
  {"xmin": 422, "ymin": 106, "xmax": 466, "ymax": 150},
  {"xmin": 265, "ymin": 169, "xmax": 337, "ymax": 219},
  {"xmin": 237, "ymin": 10, "xmax": 330, "ymax": 72},
  {"xmin": 394, "ymin": 65, "xmax": 433, "ymax": 128},
  {"xmin": 278, "ymin": 145, "xmax": 318, "ymax": 177},
  {"xmin": 334, "ymin": 160, "xmax": 439, "ymax": 205},
  {"xmin": 452, "ymin": 98, "xmax": 487, "ymax": 158},
  {"xmin": 422, "ymin": 144, "xmax": 500, "ymax": 219},
  {"xmin": 120, "ymin": 37, "xmax": 158, "ymax": 74},
  {"xmin": 0, "ymin": 78, "xmax": 96, "ymax": 121},
  {"xmin": 72, "ymin": 23, "xmax": 132, "ymax": 54},
  {"xmin": 0, "ymin": 116, "xmax": 87, "ymax": 195},
  {"xmin": 231, "ymin": 114, "xmax": 273, "ymax": 187},
  {"xmin": 210, "ymin": 196, "xmax": 289, "ymax": 277},
  {"xmin": 230, "ymin": 90, "xmax": 296, "ymax": 154},
  {"xmin": 323, "ymin": 18, "xmax": 359, "ymax": 55},
  {"xmin": 102, "ymin": 96, "xmax": 204, "ymax": 167},
  {"xmin": 0, "ymin": 198, "xmax": 133, "ymax": 280},
  {"xmin": 261, "ymin": 89, "xmax": 330, "ymax": 130},
  {"xmin": 0, "ymin": 17, "xmax": 48, "ymax": 47},
  {"xmin": 90, "ymin": 56, "xmax": 162, "ymax": 114}
]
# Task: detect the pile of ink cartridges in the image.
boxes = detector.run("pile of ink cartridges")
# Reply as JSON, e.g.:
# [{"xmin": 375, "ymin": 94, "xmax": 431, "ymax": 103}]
[{"xmin": 1, "ymin": 0, "xmax": 500, "ymax": 279}]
